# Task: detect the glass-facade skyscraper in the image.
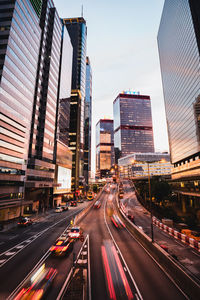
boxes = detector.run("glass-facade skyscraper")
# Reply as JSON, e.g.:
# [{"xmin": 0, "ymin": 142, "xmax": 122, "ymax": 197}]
[
  {"xmin": 0, "ymin": 0, "xmax": 41, "ymax": 220},
  {"xmin": 96, "ymin": 119, "xmax": 114, "ymax": 178},
  {"xmin": 63, "ymin": 17, "xmax": 87, "ymax": 191},
  {"xmin": 113, "ymin": 92, "xmax": 154, "ymax": 162},
  {"xmin": 84, "ymin": 56, "xmax": 92, "ymax": 184},
  {"xmin": 158, "ymin": 0, "xmax": 200, "ymax": 181}
]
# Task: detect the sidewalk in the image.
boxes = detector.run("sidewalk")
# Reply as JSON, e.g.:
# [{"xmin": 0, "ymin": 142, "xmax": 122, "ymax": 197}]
[{"xmin": 0, "ymin": 209, "xmax": 54, "ymax": 233}]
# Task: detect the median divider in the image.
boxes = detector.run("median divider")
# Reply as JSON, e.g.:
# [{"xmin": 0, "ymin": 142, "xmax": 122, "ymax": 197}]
[{"xmin": 116, "ymin": 196, "xmax": 200, "ymax": 300}]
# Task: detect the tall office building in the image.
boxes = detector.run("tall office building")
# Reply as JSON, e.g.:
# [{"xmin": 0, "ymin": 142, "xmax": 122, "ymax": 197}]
[
  {"xmin": 84, "ymin": 56, "xmax": 92, "ymax": 184},
  {"xmin": 0, "ymin": 0, "xmax": 41, "ymax": 221},
  {"xmin": 113, "ymin": 92, "xmax": 154, "ymax": 162},
  {"xmin": 158, "ymin": 1, "xmax": 200, "ymax": 176},
  {"xmin": 96, "ymin": 119, "xmax": 114, "ymax": 178},
  {"xmin": 53, "ymin": 22, "xmax": 73, "ymax": 206},
  {"xmin": 63, "ymin": 17, "xmax": 87, "ymax": 191},
  {"xmin": 26, "ymin": 0, "xmax": 63, "ymax": 212},
  {"xmin": 158, "ymin": 0, "xmax": 200, "ymax": 214}
]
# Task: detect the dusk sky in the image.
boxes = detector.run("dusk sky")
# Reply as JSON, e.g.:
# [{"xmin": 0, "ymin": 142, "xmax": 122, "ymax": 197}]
[{"xmin": 54, "ymin": 0, "xmax": 168, "ymax": 174}]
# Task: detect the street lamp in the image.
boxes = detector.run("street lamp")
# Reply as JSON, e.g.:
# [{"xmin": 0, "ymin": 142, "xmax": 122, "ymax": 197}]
[
  {"xmin": 133, "ymin": 158, "xmax": 166, "ymax": 243},
  {"xmin": 147, "ymin": 162, "xmax": 154, "ymax": 242}
]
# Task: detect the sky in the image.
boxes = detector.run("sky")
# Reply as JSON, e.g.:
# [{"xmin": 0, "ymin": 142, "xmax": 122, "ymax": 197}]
[{"xmin": 54, "ymin": 0, "xmax": 168, "ymax": 174}]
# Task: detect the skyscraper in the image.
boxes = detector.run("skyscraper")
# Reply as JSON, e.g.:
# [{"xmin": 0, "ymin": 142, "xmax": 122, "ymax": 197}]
[
  {"xmin": 26, "ymin": 0, "xmax": 63, "ymax": 212},
  {"xmin": 158, "ymin": 0, "xmax": 200, "ymax": 180},
  {"xmin": 84, "ymin": 56, "xmax": 92, "ymax": 184},
  {"xmin": 96, "ymin": 119, "xmax": 114, "ymax": 178},
  {"xmin": 53, "ymin": 22, "xmax": 73, "ymax": 206},
  {"xmin": 0, "ymin": 0, "xmax": 41, "ymax": 220},
  {"xmin": 113, "ymin": 92, "xmax": 154, "ymax": 162},
  {"xmin": 63, "ymin": 17, "xmax": 87, "ymax": 191}
]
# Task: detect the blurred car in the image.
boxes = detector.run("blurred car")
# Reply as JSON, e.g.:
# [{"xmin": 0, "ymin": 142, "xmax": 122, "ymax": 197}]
[
  {"xmin": 14, "ymin": 264, "xmax": 57, "ymax": 300},
  {"xmin": 60, "ymin": 205, "xmax": 68, "ymax": 211},
  {"xmin": 55, "ymin": 207, "xmax": 63, "ymax": 213},
  {"xmin": 68, "ymin": 226, "xmax": 82, "ymax": 239},
  {"xmin": 18, "ymin": 217, "xmax": 33, "ymax": 227},
  {"xmin": 50, "ymin": 234, "xmax": 74, "ymax": 256},
  {"xmin": 111, "ymin": 214, "xmax": 125, "ymax": 229},
  {"xmin": 93, "ymin": 200, "xmax": 101, "ymax": 209},
  {"xmin": 127, "ymin": 214, "xmax": 134, "ymax": 223},
  {"xmin": 70, "ymin": 201, "xmax": 77, "ymax": 207},
  {"xmin": 78, "ymin": 199, "xmax": 84, "ymax": 203}
]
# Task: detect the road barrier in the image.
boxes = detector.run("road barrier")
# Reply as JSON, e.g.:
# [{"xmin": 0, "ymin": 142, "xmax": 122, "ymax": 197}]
[
  {"xmin": 153, "ymin": 217, "xmax": 200, "ymax": 252},
  {"xmin": 116, "ymin": 196, "xmax": 200, "ymax": 300}
]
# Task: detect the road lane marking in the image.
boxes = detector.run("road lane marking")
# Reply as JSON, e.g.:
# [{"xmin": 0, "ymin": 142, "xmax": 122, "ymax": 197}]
[
  {"xmin": 0, "ymin": 208, "xmax": 84, "ymax": 268},
  {"xmin": 5, "ymin": 251, "xmax": 16, "ymax": 256},
  {"xmin": 0, "ymin": 259, "xmax": 6, "ymax": 264}
]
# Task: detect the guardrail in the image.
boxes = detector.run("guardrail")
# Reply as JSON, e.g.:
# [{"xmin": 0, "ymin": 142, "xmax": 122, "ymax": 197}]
[
  {"xmin": 116, "ymin": 194, "xmax": 200, "ymax": 300},
  {"xmin": 152, "ymin": 217, "xmax": 200, "ymax": 252}
]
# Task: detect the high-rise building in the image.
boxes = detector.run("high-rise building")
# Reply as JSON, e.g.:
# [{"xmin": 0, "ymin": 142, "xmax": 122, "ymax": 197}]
[
  {"xmin": 26, "ymin": 0, "xmax": 63, "ymax": 212},
  {"xmin": 0, "ymin": 0, "xmax": 41, "ymax": 221},
  {"xmin": 158, "ymin": 1, "xmax": 200, "ymax": 176},
  {"xmin": 96, "ymin": 119, "xmax": 114, "ymax": 178},
  {"xmin": 63, "ymin": 17, "xmax": 87, "ymax": 191},
  {"xmin": 84, "ymin": 56, "xmax": 92, "ymax": 184},
  {"xmin": 53, "ymin": 22, "xmax": 73, "ymax": 206},
  {"xmin": 113, "ymin": 92, "xmax": 155, "ymax": 162},
  {"xmin": 158, "ymin": 0, "xmax": 200, "ymax": 216}
]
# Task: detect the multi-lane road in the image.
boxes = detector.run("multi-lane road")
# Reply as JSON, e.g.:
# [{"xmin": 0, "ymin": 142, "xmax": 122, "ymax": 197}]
[{"xmin": 0, "ymin": 185, "xmax": 198, "ymax": 299}]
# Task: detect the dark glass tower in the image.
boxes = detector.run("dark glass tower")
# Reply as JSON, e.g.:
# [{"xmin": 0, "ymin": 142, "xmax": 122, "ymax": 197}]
[
  {"xmin": 0, "ymin": 0, "xmax": 41, "ymax": 219},
  {"xmin": 113, "ymin": 92, "xmax": 154, "ymax": 162},
  {"xmin": 26, "ymin": 0, "xmax": 63, "ymax": 211},
  {"xmin": 63, "ymin": 17, "xmax": 87, "ymax": 191},
  {"xmin": 84, "ymin": 56, "xmax": 92, "ymax": 184},
  {"xmin": 96, "ymin": 119, "xmax": 114, "ymax": 178},
  {"xmin": 158, "ymin": 0, "xmax": 200, "ymax": 179}
]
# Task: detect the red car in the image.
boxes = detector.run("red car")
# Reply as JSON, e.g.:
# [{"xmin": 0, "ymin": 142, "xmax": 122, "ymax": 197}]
[{"xmin": 18, "ymin": 217, "xmax": 33, "ymax": 227}]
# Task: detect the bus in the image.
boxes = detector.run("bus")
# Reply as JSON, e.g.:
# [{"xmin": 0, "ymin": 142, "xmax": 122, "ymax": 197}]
[{"xmin": 87, "ymin": 191, "xmax": 94, "ymax": 201}]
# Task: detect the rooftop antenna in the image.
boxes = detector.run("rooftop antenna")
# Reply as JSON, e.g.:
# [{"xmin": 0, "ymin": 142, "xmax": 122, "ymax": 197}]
[{"xmin": 81, "ymin": 5, "xmax": 83, "ymax": 17}]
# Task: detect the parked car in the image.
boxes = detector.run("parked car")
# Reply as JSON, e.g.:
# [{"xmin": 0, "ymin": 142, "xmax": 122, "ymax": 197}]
[
  {"xmin": 61, "ymin": 205, "xmax": 68, "ymax": 211},
  {"xmin": 18, "ymin": 217, "xmax": 33, "ymax": 227},
  {"xmin": 55, "ymin": 207, "xmax": 63, "ymax": 213},
  {"xmin": 70, "ymin": 201, "xmax": 77, "ymax": 207}
]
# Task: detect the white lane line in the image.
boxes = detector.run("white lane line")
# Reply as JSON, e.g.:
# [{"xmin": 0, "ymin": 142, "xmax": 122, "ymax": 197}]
[
  {"xmin": 191, "ymin": 250, "xmax": 200, "ymax": 258},
  {"xmin": 9, "ymin": 235, "xmax": 19, "ymax": 240},
  {"xmin": 0, "ymin": 242, "xmax": 4, "ymax": 245},
  {"xmin": 0, "ymin": 259, "xmax": 6, "ymax": 264},
  {"xmin": 15, "ymin": 245, "xmax": 24, "ymax": 249},
  {"xmin": 119, "ymin": 208, "xmax": 190, "ymax": 299},
  {"xmin": 5, "ymin": 251, "xmax": 16, "ymax": 256},
  {"xmin": 0, "ymin": 209, "xmax": 83, "ymax": 268},
  {"xmin": 103, "ymin": 198, "xmax": 143, "ymax": 300}
]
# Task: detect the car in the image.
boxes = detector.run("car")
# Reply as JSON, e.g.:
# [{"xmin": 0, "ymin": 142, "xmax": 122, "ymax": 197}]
[
  {"xmin": 111, "ymin": 214, "xmax": 125, "ymax": 229},
  {"xmin": 68, "ymin": 226, "xmax": 82, "ymax": 239},
  {"xmin": 61, "ymin": 205, "xmax": 68, "ymax": 211},
  {"xmin": 14, "ymin": 264, "xmax": 57, "ymax": 300},
  {"xmin": 127, "ymin": 214, "xmax": 135, "ymax": 223},
  {"xmin": 55, "ymin": 207, "xmax": 63, "ymax": 213},
  {"xmin": 18, "ymin": 217, "xmax": 33, "ymax": 227},
  {"xmin": 94, "ymin": 200, "xmax": 101, "ymax": 209},
  {"xmin": 70, "ymin": 201, "xmax": 77, "ymax": 207},
  {"xmin": 50, "ymin": 234, "xmax": 74, "ymax": 256}
]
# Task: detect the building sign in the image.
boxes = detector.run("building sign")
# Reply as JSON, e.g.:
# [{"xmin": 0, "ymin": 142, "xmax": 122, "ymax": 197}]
[{"xmin": 57, "ymin": 166, "xmax": 71, "ymax": 189}]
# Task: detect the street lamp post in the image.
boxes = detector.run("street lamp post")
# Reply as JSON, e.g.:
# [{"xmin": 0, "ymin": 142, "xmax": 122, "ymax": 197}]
[{"xmin": 147, "ymin": 162, "xmax": 154, "ymax": 243}]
